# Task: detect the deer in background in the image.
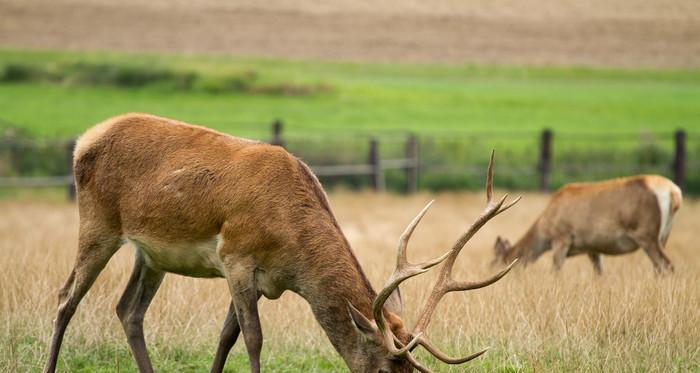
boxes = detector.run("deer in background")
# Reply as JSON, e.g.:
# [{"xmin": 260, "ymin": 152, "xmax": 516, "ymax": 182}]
[
  {"xmin": 493, "ymin": 175, "xmax": 681, "ymax": 274},
  {"xmin": 44, "ymin": 113, "xmax": 519, "ymax": 373}
]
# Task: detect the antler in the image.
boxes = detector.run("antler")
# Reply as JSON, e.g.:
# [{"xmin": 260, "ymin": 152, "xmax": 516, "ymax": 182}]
[
  {"xmin": 371, "ymin": 200, "xmax": 452, "ymax": 356},
  {"xmin": 372, "ymin": 150, "xmax": 520, "ymax": 372}
]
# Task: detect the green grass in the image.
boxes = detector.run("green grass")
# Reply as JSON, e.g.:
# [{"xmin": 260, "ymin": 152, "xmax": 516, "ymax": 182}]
[
  {"xmin": 1, "ymin": 49, "xmax": 699, "ymax": 139},
  {"xmin": 5, "ymin": 338, "xmax": 696, "ymax": 372},
  {"xmin": 3, "ymin": 338, "xmax": 347, "ymax": 373}
]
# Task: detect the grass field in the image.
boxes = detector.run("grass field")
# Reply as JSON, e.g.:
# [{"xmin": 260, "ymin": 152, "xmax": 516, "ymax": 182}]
[
  {"xmin": 1, "ymin": 49, "xmax": 700, "ymax": 139},
  {"xmin": 1, "ymin": 191, "xmax": 698, "ymax": 372}
]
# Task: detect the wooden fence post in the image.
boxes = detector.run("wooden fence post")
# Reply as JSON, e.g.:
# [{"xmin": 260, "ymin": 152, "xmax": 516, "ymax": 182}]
[
  {"xmin": 66, "ymin": 138, "xmax": 76, "ymax": 201},
  {"xmin": 369, "ymin": 138, "xmax": 384, "ymax": 191},
  {"xmin": 538, "ymin": 129, "xmax": 552, "ymax": 192},
  {"xmin": 271, "ymin": 119, "xmax": 284, "ymax": 147},
  {"xmin": 673, "ymin": 129, "xmax": 686, "ymax": 189},
  {"xmin": 405, "ymin": 134, "xmax": 418, "ymax": 194}
]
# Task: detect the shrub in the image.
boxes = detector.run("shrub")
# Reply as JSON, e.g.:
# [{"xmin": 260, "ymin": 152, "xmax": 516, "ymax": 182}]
[{"xmin": 0, "ymin": 62, "xmax": 331, "ymax": 97}]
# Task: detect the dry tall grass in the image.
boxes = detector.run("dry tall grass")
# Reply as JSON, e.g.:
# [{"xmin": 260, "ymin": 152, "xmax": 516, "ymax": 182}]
[{"xmin": 1, "ymin": 191, "xmax": 698, "ymax": 372}]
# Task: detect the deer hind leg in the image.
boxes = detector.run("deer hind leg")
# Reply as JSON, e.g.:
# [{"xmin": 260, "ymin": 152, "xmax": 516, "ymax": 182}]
[
  {"xmin": 116, "ymin": 250, "xmax": 165, "ymax": 373},
  {"xmin": 44, "ymin": 229, "xmax": 122, "ymax": 373},
  {"xmin": 551, "ymin": 238, "xmax": 572, "ymax": 272},
  {"xmin": 587, "ymin": 253, "xmax": 603, "ymax": 275},
  {"xmin": 641, "ymin": 239, "xmax": 674, "ymax": 274},
  {"xmin": 220, "ymin": 255, "xmax": 263, "ymax": 373}
]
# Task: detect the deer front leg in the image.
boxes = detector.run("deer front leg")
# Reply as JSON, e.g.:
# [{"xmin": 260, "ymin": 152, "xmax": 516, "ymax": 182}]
[
  {"xmin": 551, "ymin": 238, "xmax": 571, "ymax": 271},
  {"xmin": 221, "ymin": 258, "xmax": 263, "ymax": 373},
  {"xmin": 210, "ymin": 293, "xmax": 260, "ymax": 373},
  {"xmin": 587, "ymin": 253, "xmax": 603, "ymax": 275},
  {"xmin": 210, "ymin": 302, "xmax": 240, "ymax": 373}
]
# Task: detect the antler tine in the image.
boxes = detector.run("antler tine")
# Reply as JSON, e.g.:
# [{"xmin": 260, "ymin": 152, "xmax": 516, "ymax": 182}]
[
  {"xmin": 446, "ymin": 258, "xmax": 518, "ymax": 292},
  {"xmin": 417, "ymin": 337, "xmax": 489, "ymax": 364},
  {"xmin": 495, "ymin": 194, "xmax": 522, "ymax": 217},
  {"xmin": 391, "ymin": 332, "xmax": 489, "ymax": 367},
  {"xmin": 486, "ymin": 150, "xmax": 495, "ymax": 203},
  {"xmin": 404, "ymin": 350, "xmax": 437, "ymax": 373},
  {"xmin": 381, "ymin": 330, "xmax": 424, "ymax": 357},
  {"xmin": 398, "ymin": 200, "xmax": 466, "ymax": 272},
  {"xmin": 397, "ymin": 200, "xmax": 435, "ymax": 267},
  {"xmin": 487, "ymin": 151, "xmax": 521, "ymax": 217}
]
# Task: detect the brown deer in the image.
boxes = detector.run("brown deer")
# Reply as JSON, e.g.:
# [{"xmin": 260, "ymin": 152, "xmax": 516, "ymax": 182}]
[
  {"xmin": 44, "ymin": 113, "xmax": 519, "ymax": 373},
  {"xmin": 493, "ymin": 175, "xmax": 681, "ymax": 274}
]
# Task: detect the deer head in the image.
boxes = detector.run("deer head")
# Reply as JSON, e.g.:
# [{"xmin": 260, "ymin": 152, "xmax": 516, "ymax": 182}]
[{"xmin": 492, "ymin": 236, "xmax": 513, "ymax": 266}]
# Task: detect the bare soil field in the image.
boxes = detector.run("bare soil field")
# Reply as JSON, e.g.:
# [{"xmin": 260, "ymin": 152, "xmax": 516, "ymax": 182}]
[
  {"xmin": 1, "ymin": 0, "xmax": 699, "ymax": 68},
  {"xmin": 1, "ymin": 191, "xmax": 698, "ymax": 371}
]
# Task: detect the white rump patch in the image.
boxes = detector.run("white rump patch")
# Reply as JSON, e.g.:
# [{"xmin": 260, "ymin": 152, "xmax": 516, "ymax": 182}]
[{"xmin": 650, "ymin": 184, "xmax": 673, "ymax": 243}]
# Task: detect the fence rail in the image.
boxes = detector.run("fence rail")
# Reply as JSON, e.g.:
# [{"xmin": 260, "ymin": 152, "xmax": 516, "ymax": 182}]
[{"xmin": 0, "ymin": 120, "xmax": 692, "ymax": 200}]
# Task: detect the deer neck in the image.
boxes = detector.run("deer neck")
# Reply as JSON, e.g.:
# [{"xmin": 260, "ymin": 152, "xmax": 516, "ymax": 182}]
[{"xmin": 295, "ymin": 226, "xmax": 377, "ymax": 371}]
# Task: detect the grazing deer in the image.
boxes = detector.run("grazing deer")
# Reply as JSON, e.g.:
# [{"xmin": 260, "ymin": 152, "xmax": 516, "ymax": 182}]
[
  {"xmin": 493, "ymin": 175, "xmax": 681, "ymax": 274},
  {"xmin": 44, "ymin": 113, "xmax": 519, "ymax": 373}
]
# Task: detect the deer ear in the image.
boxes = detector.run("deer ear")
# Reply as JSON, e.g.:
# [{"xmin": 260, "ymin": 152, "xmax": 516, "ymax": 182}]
[
  {"xmin": 504, "ymin": 239, "xmax": 512, "ymax": 250},
  {"xmin": 495, "ymin": 236, "xmax": 505, "ymax": 254},
  {"xmin": 384, "ymin": 287, "xmax": 403, "ymax": 317},
  {"xmin": 348, "ymin": 302, "xmax": 377, "ymax": 336}
]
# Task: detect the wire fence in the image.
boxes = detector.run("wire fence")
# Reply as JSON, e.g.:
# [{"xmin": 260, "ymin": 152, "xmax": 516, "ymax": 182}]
[{"xmin": 0, "ymin": 121, "xmax": 696, "ymax": 199}]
